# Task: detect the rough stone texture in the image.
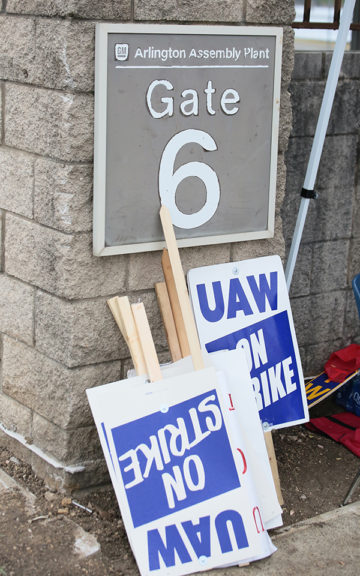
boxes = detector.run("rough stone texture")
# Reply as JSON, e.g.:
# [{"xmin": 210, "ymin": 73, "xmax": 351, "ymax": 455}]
[
  {"xmin": 35, "ymin": 291, "xmax": 128, "ymax": 367},
  {"xmin": 310, "ymin": 240, "xmax": 350, "ymax": 295},
  {"xmin": 5, "ymin": 83, "xmax": 93, "ymax": 162},
  {"xmin": 291, "ymin": 291, "xmax": 346, "ymax": 348},
  {"xmin": 0, "ymin": 211, "xmax": 3, "ymax": 272},
  {"xmin": 349, "ymin": 238, "xmax": 360, "ymax": 283},
  {"xmin": 134, "ymin": 0, "xmax": 245, "ymax": 22},
  {"xmin": 32, "ymin": 413, "xmax": 101, "ymax": 465},
  {"xmin": 232, "ymin": 215, "xmax": 285, "ymax": 263},
  {"xmin": 0, "ymin": 274, "xmax": 34, "ymax": 345},
  {"xmin": 34, "ymin": 159, "xmax": 92, "ymax": 233},
  {"xmin": 284, "ymin": 136, "xmax": 356, "ymax": 245},
  {"xmin": 288, "ymin": 243, "xmax": 312, "ymax": 299},
  {"xmin": 292, "ymin": 51, "xmax": 323, "ymax": 81},
  {"xmin": 2, "ymin": 336, "xmax": 121, "ymax": 429},
  {"xmin": 33, "ymin": 19, "xmax": 95, "ymax": 92},
  {"xmin": 0, "ymin": 392, "xmax": 33, "ymax": 438},
  {"xmin": 5, "ymin": 215, "xmax": 128, "ymax": 299},
  {"xmin": 6, "ymin": 0, "xmax": 132, "ymax": 19},
  {"xmin": 353, "ymin": 182, "xmax": 360, "ymax": 239},
  {"xmin": 246, "ymin": 0, "xmax": 295, "ymax": 24},
  {"xmin": 0, "ymin": 148, "xmax": 34, "ymax": 218},
  {"xmin": 128, "ymin": 243, "xmax": 231, "ymax": 291},
  {"xmin": 0, "ymin": 15, "xmax": 36, "ymax": 84},
  {"xmin": 290, "ymin": 80, "xmax": 360, "ymax": 137},
  {"xmin": 325, "ymin": 50, "xmax": 360, "ymax": 80}
]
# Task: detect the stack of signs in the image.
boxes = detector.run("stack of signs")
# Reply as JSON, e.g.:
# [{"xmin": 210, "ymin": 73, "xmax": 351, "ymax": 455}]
[
  {"xmin": 188, "ymin": 255, "xmax": 309, "ymax": 431},
  {"xmin": 87, "ymin": 359, "xmax": 276, "ymax": 576}
]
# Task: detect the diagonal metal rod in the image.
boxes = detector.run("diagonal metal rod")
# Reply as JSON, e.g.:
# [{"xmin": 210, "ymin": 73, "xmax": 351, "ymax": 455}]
[{"xmin": 285, "ymin": 0, "xmax": 356, "ymax": 290}]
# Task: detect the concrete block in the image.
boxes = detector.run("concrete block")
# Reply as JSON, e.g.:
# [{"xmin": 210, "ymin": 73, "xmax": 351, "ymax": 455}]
[
  {"xmin": 32, "ymin": 413, "xmax": 102, "ymax": 465},
  {"xmin": 0, "ymin": 148, "xmax": 34, "ymax": 218},
  {"xmin": 0, "ymin": 86, "xmax": 2, "ymax": 144},
  {"xmin": 303, "ymin": 339, "xmax": 344, "ymax": 377},
  {"xmin": 325, "ymin": 51, "xmax": 360, "ymax": 80},
  {"xmin": 33, "ymin": 19, "xmax": 95, "ymax": 92},
  {"xmin": 291, "ymin": 79, "xmax": 360, "ymax": 137},
  {"xmin": 311, "ymin": 240, "xmax": 349, "ymax": 295},
  {"xmin": 0, "ymin": 15, "xmax": 36, "ymax": 84},
  {"xmin": 2, "ymin": 336, "xmax": 121, "ymax": 429},
  {"xmin": 246, "ymin": 0, "xmax": 295, "ymax": 24},
  {"xmin": 0, "ymin": 392, "xmax": 33, "ymax": 438},
  {"xmin": 5, "ymin": 215, "xmax": 128, "ymax": 299},
  {"xmin": 353, "ymin": 183, "xmax": 360, "ymax": 239},
  {"xmin": 283, "ymin": 136, "xmax": 356, "ymax": 243},
  {"xmin": 290, "ymin": 291, "xmax": 345, "ymax": 348},
  {"xmin": 128, "ymin": 243, "xmax": 231, "ymax": 291},
  {"xmin": 278, "ymin": 89, "xmax": 293, "ymax": 155},
  {"xmin": 288, "ymin": 243, "xmax": 312, "ymax": 299},
  {"xmin": 290, "ymin": 81, "xmax": 325, "ymax": 137},
  {"xmin": 349, "ymin": 238, "xmax": 360, "ymax": 283},
  {"xmin": 0, "ymin": 274, "xmax": 34, "ymax": 345},
  {"xmin": 281, "ymin": 27, "xmax": 295, "ymax": 88},
  {"xmin": 7, "ymin": 0, "xmax": 132, "ymax": 19},
  {"xmin": 5, "ymin": 83, "xmax": 93, "ymax": 162},
  {"xmin": 0, "ymin": 212, "xmax": 3, "ymax": 272},
  {"xmin": 344, "ymin": 288, "xmax": 360, "ymax": 343},
  {"xmin": 35, "ymin": 291, "xmax": 128, "ymax": 367},
  {"xmin": 232, "ymin": 215, "xmax": 285, "ymax": 263},
  {"xmin": 292, "ymin": 52, "xmax": 323, "ymax": 81},
  {"xmin": 134, "ymin": 0, "xmax": 244, "ymax": 21},
  {"xmin": 34, "ymin": 158, "xmax": 92, "ymax": 233}
]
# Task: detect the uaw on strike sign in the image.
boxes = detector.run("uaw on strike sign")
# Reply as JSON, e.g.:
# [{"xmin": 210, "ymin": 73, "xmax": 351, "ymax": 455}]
[
  {"xmin": 93, "ymin": 24, "xmax": 282, "ymax": 255},
  {"xmin": 87, "ymin": 368, "xmax": 276, "ymax": 576},
  {"xmin": 188, "ymin": 256, "xmax": 309, "ymax": 430}
]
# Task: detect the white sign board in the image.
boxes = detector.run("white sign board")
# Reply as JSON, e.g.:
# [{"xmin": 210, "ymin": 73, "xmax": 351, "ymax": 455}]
[
  {"xmin": 87, "ymin": 366, "xmax": 276, "ymax": 575},
  {"xmin": 188, "ymin": 256, "xmax": 309, "ymax": 431},
  {"xmin": 93, "ymin": 24, "xmax": 283, "ymax": 255}
]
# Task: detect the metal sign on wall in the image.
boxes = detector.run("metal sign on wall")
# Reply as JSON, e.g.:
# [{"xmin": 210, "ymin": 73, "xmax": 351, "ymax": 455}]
[{"xmin": 93, "ymin": 24, "xmax": 283, "ymax": 256}]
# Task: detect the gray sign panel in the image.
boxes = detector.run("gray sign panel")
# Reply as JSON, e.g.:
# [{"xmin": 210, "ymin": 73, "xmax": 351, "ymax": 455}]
[{"xmin": 93, "ymin": 24, "xmax": 282, "ymax": 255}]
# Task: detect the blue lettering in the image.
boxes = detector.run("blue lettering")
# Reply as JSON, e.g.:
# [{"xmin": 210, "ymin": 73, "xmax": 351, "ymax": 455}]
[
  {"xmin": 215, "ymin": 509, "xmax": 249, "ymax": 553},
  {"xmin": 197, "ymin": 281, "xmax": 224, "ymax": 322},
  {"xmin": 247, "ymin": 272, "xmax": 278, "ymax": 313},
  {"xmin": 182, "ymin": 516, "xmax": 211, "ymax": 558},
  {"xmin": 148, "ymin": 525, "xmax": 191, "ymax": 570},
  {"xmin": 227, "ymin": 278, "xmax": 252, "ymax": 319}
]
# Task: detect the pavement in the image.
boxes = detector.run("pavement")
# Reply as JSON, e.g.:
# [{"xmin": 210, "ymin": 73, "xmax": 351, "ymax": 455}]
[{"xmin": 0, "ymin": 465, "xmax": 359, "ymax": 576}]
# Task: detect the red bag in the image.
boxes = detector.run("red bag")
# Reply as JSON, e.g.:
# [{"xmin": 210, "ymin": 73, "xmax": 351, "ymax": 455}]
[
  {"xmin": 306, "ymin": 412, "xmax": 360, "ymax": 457},
  {"xmin": 324, "ymin": 344, "xmax": 360, "ymax": 383}
]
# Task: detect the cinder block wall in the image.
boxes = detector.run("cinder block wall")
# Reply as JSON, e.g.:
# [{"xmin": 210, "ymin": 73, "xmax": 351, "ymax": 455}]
[
  {"xmin": 284, "ymin": 51, "xmax": 360, "ymax": 376},
  {"xmin": 0, "ymin": 1, "xmax": 295, "ymax": 489}
]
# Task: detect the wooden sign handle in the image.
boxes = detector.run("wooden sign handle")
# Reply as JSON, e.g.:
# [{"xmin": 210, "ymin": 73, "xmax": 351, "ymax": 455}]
[
  {"xmin": 155, "ymin": 282, "xmax": 182, "ymax": 363},
  {"xmin": 160, "ymin": 205, "xmax": 204, "ymax": 372},
  {"xmin": 131, "ymin": 302, "xmax": 162, "ymax": 382},
  {"xmin": 107, "ymin": 296, "xmax": 147, "ymax": 376},
  {"xmin": 161, "ymin": 250, "xmax": 190, "ymax": 359}
]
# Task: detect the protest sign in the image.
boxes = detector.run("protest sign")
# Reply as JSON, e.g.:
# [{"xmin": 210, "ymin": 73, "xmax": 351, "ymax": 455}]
[
  {"xmin": 87, "ymin": 366, "xmax": 276, "ymax": 575},
  {"xmin": 188, "ymin": 255, "xmax": 309, "ymax": 430}
]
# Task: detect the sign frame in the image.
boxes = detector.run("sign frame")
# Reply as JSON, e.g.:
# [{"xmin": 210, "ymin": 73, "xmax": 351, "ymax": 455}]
[{"xmin": 93, "ymin": 23, "xmax": 283, "ymax": 256}]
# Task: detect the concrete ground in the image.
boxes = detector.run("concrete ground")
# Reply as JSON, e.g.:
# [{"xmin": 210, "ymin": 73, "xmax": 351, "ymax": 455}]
[{"xmin": 0, "ymin": 466, "xmax": 359, "ymax": 576}]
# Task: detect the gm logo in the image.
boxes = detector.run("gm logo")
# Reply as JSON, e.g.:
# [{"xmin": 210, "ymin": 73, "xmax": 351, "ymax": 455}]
[{"xmin": 115, "ymin": 43, "xmax": 129, "ymax": 61}]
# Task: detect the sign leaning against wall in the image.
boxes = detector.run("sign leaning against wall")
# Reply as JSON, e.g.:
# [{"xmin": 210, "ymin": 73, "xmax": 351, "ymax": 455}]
[{"xmin": 93, "ymin": 24, "xmax": 283, "ymax": 256}]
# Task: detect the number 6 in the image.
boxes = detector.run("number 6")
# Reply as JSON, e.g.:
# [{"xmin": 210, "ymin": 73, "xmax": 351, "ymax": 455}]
[{"xmin": 159, "ymin": 129, "xmax": 220, "ymax": 229}]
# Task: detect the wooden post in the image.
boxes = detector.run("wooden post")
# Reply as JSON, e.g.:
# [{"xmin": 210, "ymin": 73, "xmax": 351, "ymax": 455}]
[
  {"xmin": 155, "ymin": 282, "xmax": 182, "ymax": 362},
  {"xmin": 160, "ymin": 205, "xmax": 204, "ymax": 372},
  {"xmin": 131, "ymin": 302, "xmax": 162, "ymax": 382}
]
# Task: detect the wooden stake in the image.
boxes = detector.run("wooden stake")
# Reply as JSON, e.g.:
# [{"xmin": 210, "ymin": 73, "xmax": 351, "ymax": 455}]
[
  {"xmin": 155, "ymin": 282, "xmax": 182, "ymax": 363},
  {"xmin": 131, "ymin": 302, "xmax": 162, "ymax": 382},
  {"xmin": 160, "ymin": 205, "xmax": 204, "ymax": 372},
  {"xmin": 107, "ymin": 296, "xmax": 147, "ymax": 376},
  {"xmin": 161, "ymin": 249, "xmax": 190, "ymax": 359},
  {"xmin": 264, "ymin": 430, "xmax": 284, "ymax": 506}
]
